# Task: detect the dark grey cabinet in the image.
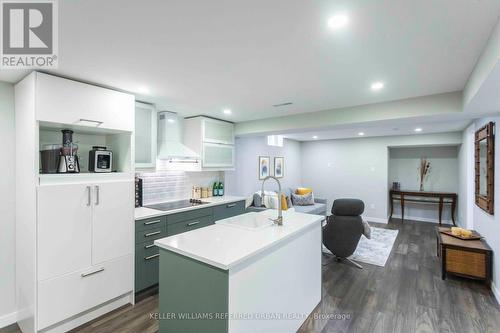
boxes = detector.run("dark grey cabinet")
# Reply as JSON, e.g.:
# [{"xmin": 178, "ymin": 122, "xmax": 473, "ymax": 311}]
[
  {"xmin": 134, "ymin": 216, "xmax": 166, "ymax": 292},
  {"xmin": 134, "ymin": 200, "xmax": 245, "ymax": 293},
  {"xmin": 213, "ymin": 200, "xmax": 245, "ymax": 221}
]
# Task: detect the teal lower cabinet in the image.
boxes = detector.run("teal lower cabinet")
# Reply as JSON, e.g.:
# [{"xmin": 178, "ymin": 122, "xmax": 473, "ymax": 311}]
[
  {"xmin": 135, "ymin": 201, "xmax": 245, "ymax": 294},
  {"xmin": 135, "ymin": 241, "xmax": 160, "ymax": 292},
  {"xmin": 213, "ymin": 200, "xmax": 245, "ymax": 221},
  {"xmin": 168, "ymin": 215, "xmax": 213, "ymax": 236},
  {"xmin": 159, "ymin": 249, "xmax": 228, "ymax": 333}
]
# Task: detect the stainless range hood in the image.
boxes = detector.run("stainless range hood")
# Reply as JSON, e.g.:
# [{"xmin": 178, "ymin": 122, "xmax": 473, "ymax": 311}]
[{"xmin": 157, "ymin": 111, "xmax": 199, "ymax": 163}]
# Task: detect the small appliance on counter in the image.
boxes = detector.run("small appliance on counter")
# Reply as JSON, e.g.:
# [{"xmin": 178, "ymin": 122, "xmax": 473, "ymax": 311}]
[
  {"xmin": 58, "ymin": 129, "xmax": 80, "ymax": 173},
  {"xmin": 89, "ymin": 146, "xmax": 113, "ymax": 173},
  {"xmin": 40, "ymin": 144, "xmax": 62, "ymax": 174},
  {"xmin": 135, "ymin": 177, "xmax": 143, "ymax": 208}
]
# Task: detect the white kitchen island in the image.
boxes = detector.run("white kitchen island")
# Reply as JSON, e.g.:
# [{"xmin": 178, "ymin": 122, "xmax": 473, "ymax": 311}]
[{"xmin": 154, "ymin": 209, "xmax": 323, "ymax": 333}]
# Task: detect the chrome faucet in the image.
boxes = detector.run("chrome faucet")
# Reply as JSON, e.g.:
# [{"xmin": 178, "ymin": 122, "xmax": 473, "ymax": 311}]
[{"xmin": 261, "ymin": 176, "xmax": 283, "ymax": 226}]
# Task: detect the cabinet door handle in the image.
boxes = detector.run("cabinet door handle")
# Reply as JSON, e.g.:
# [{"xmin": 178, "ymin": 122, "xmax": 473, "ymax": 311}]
[
  {"xmin": 86, "ymin": 186, "xmax": 92, "ymax": 206},
  {"xmin": 145, "ymin": 254, "xmax": 160, "ymax": 260},
  {"xmin": 226, "ymin": 203, "xmax": 236, "ymax": 208},
  {"xmin": 81, "ymin": 267, "xmax": 104, "ymax": 277},
  {"xmin": 144, "ymin": 220, "xmax": 161, "ymax": 225},
  {"xmin": 144, "ymin": 243, "xmax": 156, "ymax": 249},
  {"xmin": 144, "ymin": 231, "xmax": 161, "ymax": 237},
  {"xmin": 95, "ymin": 185, "xmax": 100, "ymax": 205},
  {"xmin": 78, "ymin": 118, "xmax": 103, "ymax": 126},
  {"xmin": 187, "ymin": 221, "xmax": 200, "ymax": 226}
]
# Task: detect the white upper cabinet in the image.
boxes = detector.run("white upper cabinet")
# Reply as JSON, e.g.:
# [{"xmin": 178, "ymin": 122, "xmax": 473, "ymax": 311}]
[
  {"xmin": 36, "ymin": 73, "xmax": 134, "ymax": 132},
  {"xmin": 134, "ymin": 102, "xmax": 157, "ymax": 169},
  {"xmin": 202, "ymin": 142, "xmax": 235, "ymax": 168},
  {"xmin": 203, "ymin": 118, "xmax": 235, "ymax": 145},
  {"xmin": 184, "ymin": 116, "xmax": 235, "ymax": 170}
]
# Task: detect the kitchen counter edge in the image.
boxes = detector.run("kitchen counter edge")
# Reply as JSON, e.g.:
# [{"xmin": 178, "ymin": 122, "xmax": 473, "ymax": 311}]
[{"xmin": 134, "ymin": 196, "xmax": 247, "ymax": 221}]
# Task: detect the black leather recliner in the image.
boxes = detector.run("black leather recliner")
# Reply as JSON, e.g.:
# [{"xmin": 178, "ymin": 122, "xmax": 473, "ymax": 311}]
[{"xmin": 322, "ymin": 198, "xmax": 365, "ymax": 269}]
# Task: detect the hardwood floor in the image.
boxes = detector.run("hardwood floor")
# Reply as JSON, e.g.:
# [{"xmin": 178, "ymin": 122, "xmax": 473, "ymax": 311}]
[{"xmin": 2, "ymin": 219, "xmax": 499, "ymax": 333}]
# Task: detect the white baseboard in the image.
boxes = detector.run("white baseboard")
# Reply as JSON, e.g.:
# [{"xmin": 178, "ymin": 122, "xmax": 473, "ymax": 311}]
[
  {"xmin": 390, "ymin": 214, "xmax": 453, "ymax": 225},
  {"xmin": 491, "ymin": 281, "xmax": 500, "ymax": 306},
  {"xmin": 0, "ymin": 311, "xmax": 17, "ymax": 329},
  {"xmin": 365, "ymin": 216, "xmax": 388, "ymax": 224}
]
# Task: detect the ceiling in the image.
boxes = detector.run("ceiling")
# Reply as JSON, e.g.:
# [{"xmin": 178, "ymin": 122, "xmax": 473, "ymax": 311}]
[
  {"xmin": 1, "ymin": 0, "xmax": 499, "ymax": 123},
  {"xmin": 284, "ymin": 114, "xmax": 476, "ymax": 141}
]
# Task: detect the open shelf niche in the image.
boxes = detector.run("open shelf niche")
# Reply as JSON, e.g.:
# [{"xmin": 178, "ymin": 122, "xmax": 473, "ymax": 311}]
[{"xmin": 38, "ymin": 122, "xmax": 134, "ymax": 182}]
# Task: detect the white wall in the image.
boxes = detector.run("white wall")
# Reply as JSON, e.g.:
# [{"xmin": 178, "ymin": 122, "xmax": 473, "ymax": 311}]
[
  {"xmin": 225, "ymin": 137, "xmax": 302, "ymax": 198},
  {"xmin": 388, "ymin": 146, "xmax": 459, "ymax": 223},
  {"xmin": 0, "ymin": 82, "xmax": 16, "ymax": 326},
  {"xmin": 467, "ymin": 116, "xmax": 500, "ymax": 300},
  {"xmin": 458, "ymin": 124, "xmax": 476, "ymax": 229},
  {"xmin": 300, "ymin": 132, "xmax": 462, "ymax": 223}
]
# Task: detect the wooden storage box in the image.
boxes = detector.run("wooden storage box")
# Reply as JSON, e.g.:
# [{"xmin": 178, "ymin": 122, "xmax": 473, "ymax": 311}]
[{"xmin": 436, "ymin": 227, "xmax": 492, "ymax": 286}]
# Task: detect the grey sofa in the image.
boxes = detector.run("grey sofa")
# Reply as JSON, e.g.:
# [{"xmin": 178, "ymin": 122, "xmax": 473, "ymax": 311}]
[{"xmin": 247, "ymin": 197, "xmax": 327, "ymax": 216}]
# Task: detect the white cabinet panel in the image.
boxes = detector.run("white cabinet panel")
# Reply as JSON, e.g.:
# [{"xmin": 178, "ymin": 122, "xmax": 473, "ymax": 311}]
[
  {"xmin": 203, "ymin": 143, "xmax": 235, "ymax": 168},
  {"xmin": 92, "ymin": 181, "xmax": 134, "ymax": 264},
  {"xmin": 37, "ymin": 254, "xmax": 133, "ymax": 330},
  {"xmin": 134, "ymin": 102, "xmax": 157, "ymax": 168},
  {"xmin": 36, "ymin": 73, "xmax": 134, "ymax": 132},
  {"xmin": 37, "ymin": 184, "xmax": 92, "ymax": 281},
  {"xmin": 203, "ymin": 118, "xmax": 234, "ymax": 145}
]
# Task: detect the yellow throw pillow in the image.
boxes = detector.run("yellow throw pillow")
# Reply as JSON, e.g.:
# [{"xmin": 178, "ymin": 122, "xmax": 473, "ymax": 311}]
[
  {"xmin": 296, "ymin": 187, "xmax": 313, "ymax": 195},
  {"xmin": 281, "ymin": 194, "xmax": 288, "ymax": 211}
]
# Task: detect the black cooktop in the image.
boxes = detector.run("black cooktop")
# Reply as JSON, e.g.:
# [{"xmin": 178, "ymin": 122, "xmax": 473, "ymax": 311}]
[{"xmin": 145, "ymin": 199, "xmax": 208, "ymax": 212}]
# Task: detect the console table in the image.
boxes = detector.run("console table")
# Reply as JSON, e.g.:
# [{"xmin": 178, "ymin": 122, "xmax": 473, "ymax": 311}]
[{"xmin": 389, "ymin": 190, "xmax": 457, "ymax": 225}]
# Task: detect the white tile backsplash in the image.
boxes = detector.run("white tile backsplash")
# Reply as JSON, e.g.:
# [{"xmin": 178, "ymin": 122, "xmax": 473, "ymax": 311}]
[{"xmin": 136, "ymin": 170, "xmax": 224, "ymax": 205}]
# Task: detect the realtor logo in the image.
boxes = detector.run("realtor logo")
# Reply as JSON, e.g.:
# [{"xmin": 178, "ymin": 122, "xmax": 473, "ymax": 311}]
[{"xmin": 1, "ymin": 0, "xmax": 58, "ymax": 68}]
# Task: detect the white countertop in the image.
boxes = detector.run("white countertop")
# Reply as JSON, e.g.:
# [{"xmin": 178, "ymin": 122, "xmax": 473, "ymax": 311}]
[
  {"xmin": 135, "ymin": 196, "xmax": 247, "ymax": 220},
  {"xmin": 154, "ymin": 210, "xmax": 323, "ymax": 270}
]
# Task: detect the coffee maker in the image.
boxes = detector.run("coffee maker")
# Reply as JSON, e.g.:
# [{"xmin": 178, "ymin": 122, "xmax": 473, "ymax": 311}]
[{"xmin": 58, "ymin": 129, "xmax": 80, "ymax": 173}]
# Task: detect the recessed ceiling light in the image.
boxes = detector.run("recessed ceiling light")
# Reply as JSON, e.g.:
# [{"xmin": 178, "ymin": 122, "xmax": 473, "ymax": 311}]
[
  {"xmin": 137, "ymin": 86, "xmax": 150, "ymax": 94},
  {"xmin": 328, "ymin": 13, "xmax": 349, "ymax": 30},
  {"xmin": 414, "ymin": 128, "xmax": 423, "ymax": 132},
  {"xmin": 167, "ymin": 118, "xmax": 175, "ymax": 123},
  {"xmin": 223, "ymin": 109, "xmax": 232, "ymax": 115},
  {"xmin": 312, "ymin": 135, "xmax": 318, "ymax": 139},
  {"xmin": 358, "ymin": 132, "xmax": 365, "ymax": 136},
  {"xmin": 371, "ymin": 81, "xmax": 384, "ymax": 91}
]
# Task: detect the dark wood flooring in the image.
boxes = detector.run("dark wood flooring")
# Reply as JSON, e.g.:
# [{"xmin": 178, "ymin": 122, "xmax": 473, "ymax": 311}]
[{"xmin": 2, "ymin": 219, "xmax": 499, "ymax": 333}]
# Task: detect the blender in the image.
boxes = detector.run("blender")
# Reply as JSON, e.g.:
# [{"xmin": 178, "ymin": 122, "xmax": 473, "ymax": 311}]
[{"xmin": 58, "ymin": 130, "xmax": 80, "ymax": 173}]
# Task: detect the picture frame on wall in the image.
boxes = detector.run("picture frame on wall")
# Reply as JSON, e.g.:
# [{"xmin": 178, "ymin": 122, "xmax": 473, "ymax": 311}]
[
  {"xmin": 259, "ymin": 156, "xmax": 270, "ymax": 179},
  {"xmin": 274, "ymin": 157, "xmax": 284, "ymax": 178}
]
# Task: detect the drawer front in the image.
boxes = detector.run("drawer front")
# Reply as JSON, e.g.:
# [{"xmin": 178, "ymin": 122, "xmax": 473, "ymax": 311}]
[
  {"xmin": 135, "ymin": 242, "xmax": 160, "ymax": 292},
  {"xmin": 213, "ymin": 200, "xmax": 245, "ymax": 221},
  {"xmin": 168, "ymin": 215, "xmax": 214, "ymax": 237},
  {"xmin": 446, "ymin": 249, "xmax": 486, "ymax": 278},
  {"xmin": 167, "ymin": 207, "xmax": 213, "ymax": 225},
  {"xmin": 38, "ymin": 254, "xmax": 133, "ymax": 330},
  {"xmin": 135, "ymin": 216, "xmax": 166, "ymax": 233},
  {"xmin": 135, "ymin": 227, "xmax": 166, "ymax": 244}
]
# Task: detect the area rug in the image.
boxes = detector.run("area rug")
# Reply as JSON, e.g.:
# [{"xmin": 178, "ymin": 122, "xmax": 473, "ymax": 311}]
[
  {"xmin": 349, "ymin": 227, "xmax": 398, "ymax": 267},
  {"xmin": 322, "ymin": 227, "xmax": 398, "ymax": 267}
]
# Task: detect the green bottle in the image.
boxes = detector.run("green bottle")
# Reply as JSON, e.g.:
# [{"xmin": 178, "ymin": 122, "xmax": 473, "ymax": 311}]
[
  {"xmin": 213, "ymin": 182, "xmax": 218, "ymax": 197},
  {"xmin": 218, "ymin": 182, "xmax": 224, "ymax": 196}
]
